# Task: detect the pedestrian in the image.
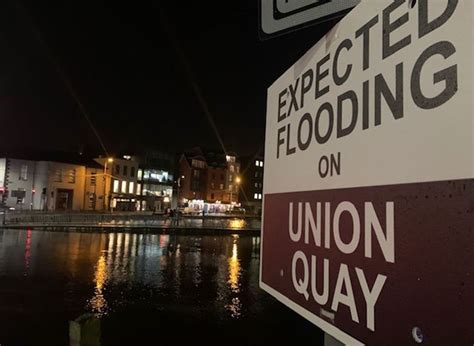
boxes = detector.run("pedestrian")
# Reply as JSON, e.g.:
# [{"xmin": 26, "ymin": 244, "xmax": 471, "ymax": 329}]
[
  {"xmin": 169, "ymin": 208, "xmax": 175, "ymax": 226},
  {"xmin": 173, "ymin": 209, "xmax": 179, "ymax": 227}
]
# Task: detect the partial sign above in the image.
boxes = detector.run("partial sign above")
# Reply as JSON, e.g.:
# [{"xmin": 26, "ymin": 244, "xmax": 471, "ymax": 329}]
[
  {"xmin": 261, "ymin": 0, "xmax": 473, "ymax": 344},
  {"xmin": 260, "ymin": 0, "xmax": 360, "ymax": 39}
]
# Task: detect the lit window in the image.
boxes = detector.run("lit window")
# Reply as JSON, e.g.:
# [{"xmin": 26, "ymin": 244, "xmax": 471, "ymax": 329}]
[
  {"xmin": 129, "ymin": 182, "xmax": 135, "ymax": 194},
  {"xmin": 254, "ymin": 193, "xmax": 258, "ymax": 200},
  {"xmin": 229, "ymin": 174, "xmax": 233, "ymax": 182},
  {"xmin": 68, "ymin": 169, "xmax": 76, "ymax": 184},
  {"xmin": 261, "ymin": 161, "xmax": 264, "ymax": 167},
  {"xmin": 230, "ymin": 165, "xmax": 234, "ymax": 173},
  {"xmin": 121, "ymin": 181, "xmax": 127, "ymax": 193},
  {"xmin": 192, "ymin": 160, "xmax": 205, "ymax": 168},
  {"xmin": 20, "ymin": 165, "xmax": 28, "ymax": 181},
  {"xmin": 137, "ymin": 169, "xmax": 143, "ymax": 180},
  {"xmin": 255, "ymin": 160, "xmax": 259, "ymax": 167},
  {"xmin": 219, "ymin": 184, "xmax": 224, "ymax": 190},
  {"xmin": 229, "ymin": 184, "xmax": 233, "ymax": 191},
  {"xmin": 55, "ymin": 169, "xmax": 63, "ymax": 182},
  {"xmin": 136, "ymin": 184, "xmax": 142, "ymax": 195},
  {"xmin": 236, "ymin": 166, "xmax": 240, "ymax": 173},
  {"xmin": 113, "ymin": 180, "xmax": 119, "ymax": 193},
  {"xmin": 259, "ymin": 194, "xmax": 262, "ymax": 200}
]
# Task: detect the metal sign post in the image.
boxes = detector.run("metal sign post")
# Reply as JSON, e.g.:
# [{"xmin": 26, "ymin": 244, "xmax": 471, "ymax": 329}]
[{"xmin": 261, "ymin": 0, "xmax": 474, "ymax": 344}]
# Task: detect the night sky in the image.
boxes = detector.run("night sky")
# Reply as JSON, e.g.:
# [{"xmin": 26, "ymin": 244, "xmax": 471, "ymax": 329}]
[{"xmin": 0, "ymin": 1, "xmax": 334, "ymax": 157}]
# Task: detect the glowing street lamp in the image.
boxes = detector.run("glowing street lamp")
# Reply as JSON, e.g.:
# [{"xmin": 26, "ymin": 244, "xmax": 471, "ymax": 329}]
[{"xmin": 230, "ymin": 176, "xmax": 241, "ymax": 205}]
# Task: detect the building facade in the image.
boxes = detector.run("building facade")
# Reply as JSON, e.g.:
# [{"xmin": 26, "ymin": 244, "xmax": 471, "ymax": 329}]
[
  {"xmin": 239, "ymin": 155, "xmax": 264, "ymax": 215},
  {"xmin": 0, "ymin": 158, "xmax": 36, "ymax": 210},
  {"xmin": 0, "ymin": 157, "xmax": 93, "ymax": 211},
  {"xmin": 42, "ymin": 161, "xmax": 87, "ymax": 211},
  {"xmin": 83, "ymin": 165, "xmax": 106, "ymax": 211},
  {"xmin": 177, "ymin": 148, "xmax": 241, "ymax": 214},
  {"xmin": 178, "ymin": 151, "xmax": 208, "ymax": 203},
  {"xmin": 95, "ymin": 156, "xmax": 139, "ymax": 211},
  {"xmin": 136, "ymin": 151, "xmax": 175, "ymax": 212}
]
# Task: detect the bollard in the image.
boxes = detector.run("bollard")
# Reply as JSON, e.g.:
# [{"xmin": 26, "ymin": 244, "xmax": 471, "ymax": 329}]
[{"xmin": 69, "ymin": 313, "xmax": 101, "ymax": 346}]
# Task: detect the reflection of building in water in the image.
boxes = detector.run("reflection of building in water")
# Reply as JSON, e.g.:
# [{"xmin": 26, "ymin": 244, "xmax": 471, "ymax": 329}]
[
  {"xmin": 252, "ymin": 237, "xmax": 260, "ymax": 257},
  {"xmin": 24, "ymin": 229, "xmax": 32, "ymax": 274},
  {"xmin": 102, "ymin": 233, "xmax": 173, "ymax": 288}
]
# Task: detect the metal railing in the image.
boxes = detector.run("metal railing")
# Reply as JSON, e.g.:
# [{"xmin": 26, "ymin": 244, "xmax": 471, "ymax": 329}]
[{"xmin": 0, "ymin": 210, "xmax": 261, "ymax": 231}]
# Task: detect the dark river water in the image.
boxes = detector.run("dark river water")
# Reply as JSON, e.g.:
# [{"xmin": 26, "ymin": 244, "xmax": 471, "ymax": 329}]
[{"xmin": 0, "ymin": 229, "xmax": 323, "ymax": 346}]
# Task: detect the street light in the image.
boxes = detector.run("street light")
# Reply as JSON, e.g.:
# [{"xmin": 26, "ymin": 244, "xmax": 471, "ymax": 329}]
[
  {"xmin": 175, "ymin": 175, "xmax": 185, "ymax": 226},
  {"xmin": 103, "ymin": 158, "xmax": 113, "ymax": 211},
  {"xmin": 230, "ymin": 176, "xmax": 241, "ymax": 206}
]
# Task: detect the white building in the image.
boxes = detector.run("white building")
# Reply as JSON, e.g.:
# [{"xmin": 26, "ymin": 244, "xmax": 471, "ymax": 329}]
[
  {"xmin": 0, "ymin": 158, "xmax": 36, "ymax": 210},
  {"xmin": 0, "ymin": 157, "xmax": 102, "ymax": 211}
]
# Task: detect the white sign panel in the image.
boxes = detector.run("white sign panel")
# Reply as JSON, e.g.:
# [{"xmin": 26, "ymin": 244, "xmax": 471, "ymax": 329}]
[
  {"xmin": 264, "ymin": 0, "xmax": 473, "ymax": 195},
  {"xmin": 261, "ymin": 0, "xmax": 360, "ymax": 36},
  {"xmin": 261, "ymin": 0, "xmax": 474, "ymax": 344}
]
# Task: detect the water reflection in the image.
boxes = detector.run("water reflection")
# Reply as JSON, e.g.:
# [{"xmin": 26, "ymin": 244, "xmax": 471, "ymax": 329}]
[
  {"xmin": 0, "ymin": 230, "xmax": 267, "ymax": 345},
  {"xmin": 89, "ymin": 254, "xmax": 108, "ymax": 316},
  {"xmin": 229, "ymin": 218, "xmax": 245, "ymax": 229},
  {"xmin": 228, "ymin": 237, "xmax": 240, "ymax": 292},
  {"xmin": 226, "ymin": 235, "xmax": 242, "ymax": 318},
  {"xmin": 24, "ymin": 229, "xmax": 32, "ymax": 275}
]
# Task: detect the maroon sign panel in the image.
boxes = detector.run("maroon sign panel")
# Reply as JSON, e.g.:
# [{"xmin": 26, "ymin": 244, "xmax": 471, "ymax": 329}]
[{"xmin": 262, "ymin": 179, "xmax": 474, "ymax": 345}]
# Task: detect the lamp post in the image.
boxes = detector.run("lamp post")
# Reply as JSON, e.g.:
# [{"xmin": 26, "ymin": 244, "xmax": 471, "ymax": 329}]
[
  {"xmin": 103, "ymin": 158, "xmax": 113, "ymax": 211},
  {"xmin": 175, "ymin": 175, "xmax": 184, "ymax": 226},
  {"xmin": 176, "ymin": 175, "xmax": 184, "ymax": 208}
]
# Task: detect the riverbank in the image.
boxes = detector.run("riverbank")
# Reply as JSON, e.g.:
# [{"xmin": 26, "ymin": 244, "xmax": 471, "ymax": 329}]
[{"xmin": 0, "ymin": 211, "xmax": 261, "ymax": 235}]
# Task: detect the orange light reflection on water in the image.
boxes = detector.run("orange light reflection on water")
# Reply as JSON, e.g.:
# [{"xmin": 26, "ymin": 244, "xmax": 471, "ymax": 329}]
[
  {"xmin": 89, "ymin": 254, "xmax": 108, "ymax": 317},
  {"xmin": 229, "ymin": 219, "xmax": 245, "ymax": 229},
  {"xmin": 227, "ymin": 237, "xmax": 242, "ymax": 318}
]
